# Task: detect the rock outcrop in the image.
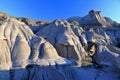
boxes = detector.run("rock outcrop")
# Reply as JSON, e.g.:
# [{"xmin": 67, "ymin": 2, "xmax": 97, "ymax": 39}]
[
  {"xmin": 35, "ymin": 17, "xmax": 120, "ymax": 68},
  {"xmin": 0, "ymin": 10, "xmax": 120, "ymax": 80},
  {"xmin": 36, "ymin": 20, "xmax": 88, "ymax": 66},
  {"xmin": 17, "ymin": 17, "xmax": 51, "ymax": 33},
  {"xmin": 0, "ymin": 18, "xmax": 81, "ymax": 80},
  {"xmin": 67, "ymin": 10, "xmax": 119, "ymax": 27}
]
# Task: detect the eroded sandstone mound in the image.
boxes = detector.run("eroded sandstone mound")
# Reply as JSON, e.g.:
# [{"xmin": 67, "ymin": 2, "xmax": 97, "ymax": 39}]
[
  {"xmin": 35, "ymin": 10, "xmax": 120, "ymax": 68},
  {"xmin": 0, "ymin": 18, "xmax": 81, "ymax": 80},
  {"xmin": 0, "ymin": 10, "xmax": 120, "ymax": 80},
  {"xmin": 36, "ymin": 20, "xmax": 88, "ymax": 66}
]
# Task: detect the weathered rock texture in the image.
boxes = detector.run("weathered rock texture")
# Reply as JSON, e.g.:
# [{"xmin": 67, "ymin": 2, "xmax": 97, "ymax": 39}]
[
  {"xmin": 17, "ymin": 17, "xmax": 51, "ymax": 33},
  {"xmin": 0, "ymin": 18, "xmax": 81, "ymax": 80},
  {"xmin": 36, "ymin": 20, "xmax": 87, "ymax": 66},
  {"xmin": 67, "ymin": 10, "xmax": 119, "ymax": 27},
  {"xmin": 0, "ymin": 10, "xmax": 120, "ymax": 80}
]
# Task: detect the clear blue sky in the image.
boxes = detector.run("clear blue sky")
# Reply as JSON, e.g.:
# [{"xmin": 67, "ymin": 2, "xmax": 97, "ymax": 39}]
[{"xmin": 0, "ymin": 0, "xmax": 120, "ymax": 22}]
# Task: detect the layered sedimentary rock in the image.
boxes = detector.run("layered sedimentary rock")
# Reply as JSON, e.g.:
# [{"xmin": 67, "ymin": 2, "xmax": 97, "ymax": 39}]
[
  {"xmin": 0, "ymin": 10, "xmax": 120, "ymax": 80},
  {"xmin": 0, "ymin": 18, "xmax": 81, "ymax": 80},
  {"xmin": 67, "ymin": 10, "xmax": 119, "ymax": 27},
  {"xmin": 35, "ymin": 16, "xmax": 120, "ymax": 68},
  {"xmin": 17, "ymin": 17, "xmax": 51, "ymax": 33},
  {"xmin": 36, "ymin": 20, "xmax": 88, "ymax": 66}
]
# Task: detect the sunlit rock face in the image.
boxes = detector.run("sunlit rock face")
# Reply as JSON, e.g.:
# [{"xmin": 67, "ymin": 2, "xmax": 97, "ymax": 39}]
[
  {"xmin": 34, "ymin": 10, "xmax": 120, "ymax": 80},
  {"xmin": 0, "ymin": 10, "xmax": 120, "ymax": 80},
  {"xmin": 82, "ymin": 27, "xmax": 120, "ymax": 66},
  {"xmin": 67, "ymin": 10, "xmax": 119, "ymax": 27},
  {"xmin": 0, "ymin": 18, "xmax": 34, "ymax": 69},
  {"xmin": 36, "ymin": 20, "xmax": 88, "ymax": 66},
  {"xmin": 35, "ymin": 18, "xmax": 120, "ymax": 67},
  {"xmin": 0, "ymin": 18, "xmax": 81, "ymax": 80}
]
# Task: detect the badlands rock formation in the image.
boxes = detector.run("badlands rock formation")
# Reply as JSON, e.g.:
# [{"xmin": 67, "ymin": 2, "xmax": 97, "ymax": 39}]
[
  {"xmin": 17, "ymin": 17, "xmax": 51, "ymax": 33},
  {"xmin": 36, "ymin": 20, "xmax": 87, "ymax": 66},
  {"xmin": 0, "ymin": 10, "xmax": 120, "ymax": 80},
  {"xmin": 0, "ymin": 17, "xmax": 80, "ymax": 80},
  {"xmin": 67, "ymin": 10, "xmax": 119, "ymax": 27}
]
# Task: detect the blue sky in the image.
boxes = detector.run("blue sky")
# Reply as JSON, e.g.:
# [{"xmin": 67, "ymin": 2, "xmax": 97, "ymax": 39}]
[{"xmin": 0, "ymin": 0, "xmax": 120, "ymax": 22}]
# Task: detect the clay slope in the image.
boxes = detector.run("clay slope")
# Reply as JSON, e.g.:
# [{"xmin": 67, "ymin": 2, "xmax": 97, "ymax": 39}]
[
  {"xmin": 0, "ymin": 10, "xmax": 120, "ymax": 80},
  {"xmin": 35, "ymin": 11, "xmax": 120, "ymax": 71},
  {"xmin": 35, "ymin": 18, "xmax": 120, "ymax": 80},
  {"xmin": 36, "ymin": 20, "xmax": 89, "ymax": 66},
  {"xmin": 36, "ymin": 19, "xmax": 120, "ymax": 68},
  {"xmin": 0, "ymin": 18, "xmax": 81, "ymax": 80}
]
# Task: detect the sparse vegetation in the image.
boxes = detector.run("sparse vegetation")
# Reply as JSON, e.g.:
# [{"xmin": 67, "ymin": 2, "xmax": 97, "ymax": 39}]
[{"xmin": 0, "ymin": 12, "xmax": 10, "ymax": 18}]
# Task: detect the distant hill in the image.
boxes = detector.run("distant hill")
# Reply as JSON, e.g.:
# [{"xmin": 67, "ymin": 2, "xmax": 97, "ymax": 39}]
[{"xmin": 67, "ymin": 10, "xmax": 120, "ymax": 27}]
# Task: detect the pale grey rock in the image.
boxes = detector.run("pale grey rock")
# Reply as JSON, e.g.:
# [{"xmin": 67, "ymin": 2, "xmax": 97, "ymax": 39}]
[
  {"xmin": 0, "ymin": 18, "xmax": 81, "ymax": 80},
  {"xmin": 0, "ymin": 11, "xmax": 120, "ymax": 80},
  {"xmin": 12, "ymin": 36, "xmax": 31, "ymax": 67},
  {"xmin": 35, "ymin": 18, "xmax": 120, "ymax": 68},
  {"xmin": 104, "ymin": 17, "xmax": 120, "ymax": 27},
  {"xmin": 82, "ymin": 27, "xmax": 120, "ymax": 67},
  {"xmin": 67, "ymin": 10, "xmax": 119, "ymax": 27},
  {"xmin": 36, "ymin": 20, "xmax": 87, "ymax": 66},
  {"xmin": 0, "ymin": 18, "xmax": 71, "ymax": 68},
  {"xmin": 94, "ymin": 45, "xmax": 119, "ymax": 66},
  {"xmin": 16, "ymin": 17, "xmax": 51, "ymax": 33},
  {"xmin": 0, "ymin": 39, "xmax": 11, "ymax": 70},
  {"xmin": 81, "ymin": 10, "xmax": 110, "ymax": 27}
]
